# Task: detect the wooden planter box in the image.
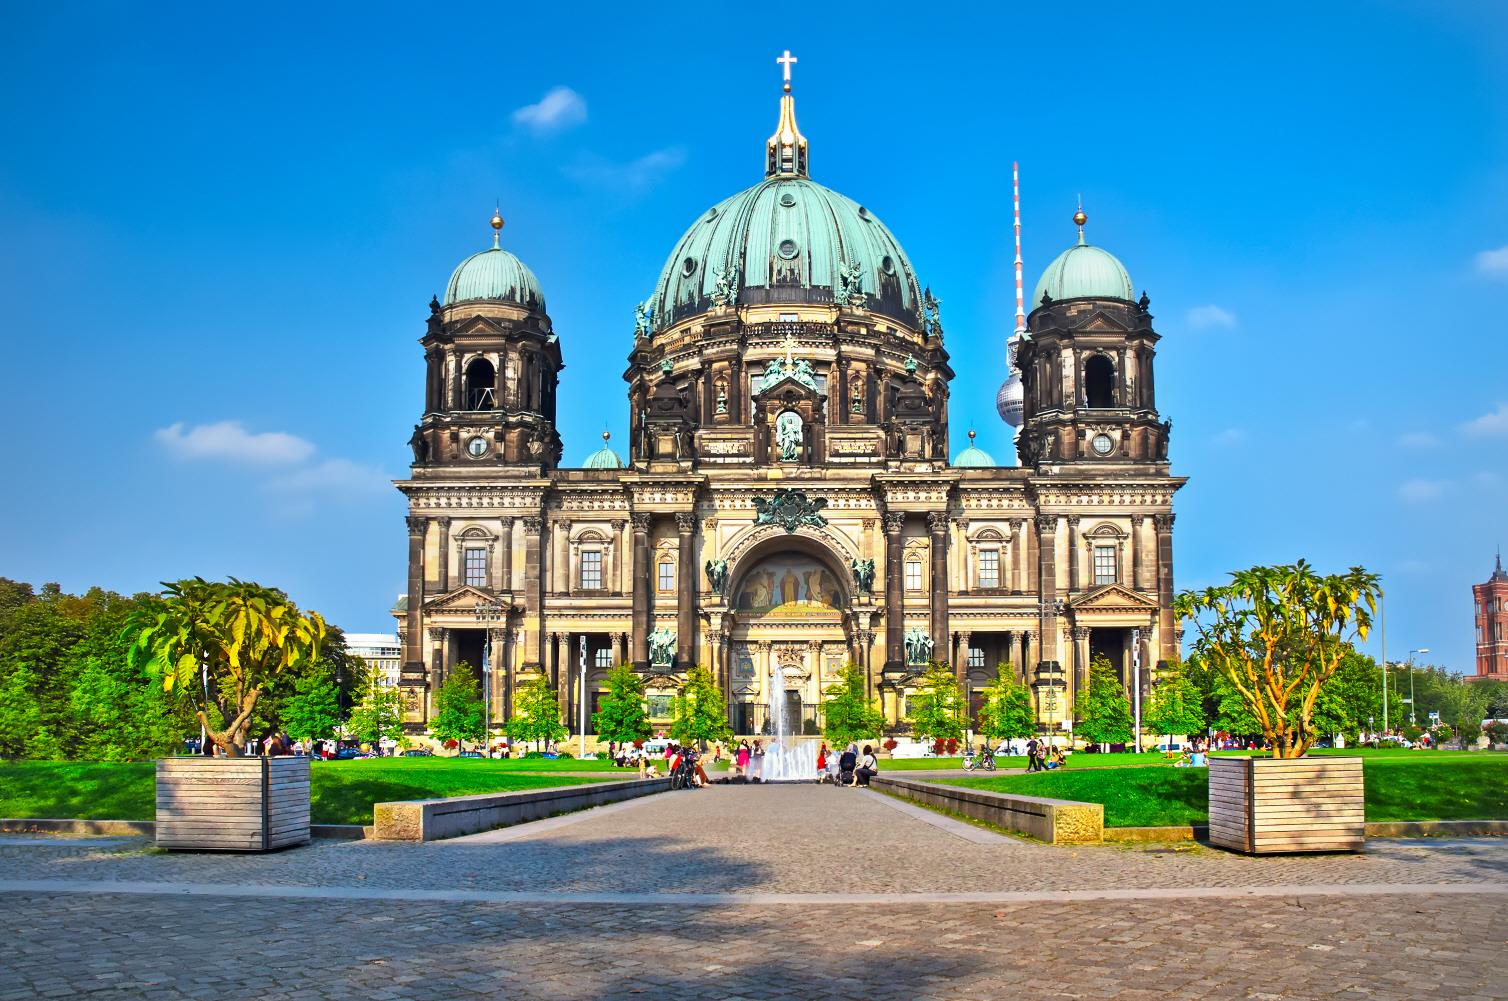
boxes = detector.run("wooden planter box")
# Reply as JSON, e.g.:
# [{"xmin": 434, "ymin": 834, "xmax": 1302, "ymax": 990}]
[
  {"xmin": 156, "ymin": 756, "xmax": 311, "ymax": 852},
  {"xmin": 1208, "ymin": 755, "xmax": 1364, "ymax": 854}
]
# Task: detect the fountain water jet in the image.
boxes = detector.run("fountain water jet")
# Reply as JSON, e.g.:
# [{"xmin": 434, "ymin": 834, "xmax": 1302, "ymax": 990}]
[{"xmin": 759, "ymin": 658, "xmax": 817, "ymax": 781}]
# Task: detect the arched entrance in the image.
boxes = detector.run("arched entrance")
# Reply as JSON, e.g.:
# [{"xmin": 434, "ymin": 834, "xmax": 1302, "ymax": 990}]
[{"xmin": 723, "ymin": 531, "xmax": 854, "ymax": 737}]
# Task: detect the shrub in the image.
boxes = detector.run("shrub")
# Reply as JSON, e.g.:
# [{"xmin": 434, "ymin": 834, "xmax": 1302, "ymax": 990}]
[
  {"xmin": 945, "ymin": 737, "xmax": 959, "ymax": 755},
  {"xmin": 882, "ymin": 738, "xmax": 897, "ymax": 752},
  {"xmin": 443, "ymin": 738, "xmax": 459, "ymax": 749}
]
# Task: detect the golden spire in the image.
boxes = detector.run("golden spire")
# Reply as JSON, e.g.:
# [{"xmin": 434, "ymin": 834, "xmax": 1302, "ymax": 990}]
[
  {"xmin": 490, "ymin": 204, "xmax": 504, "ymax": 249},
  {"xmin": 1073, "ymin": 197, "xmax": 1087, "ymax": 245},
  {"xmin": 766, "ymin": 50, "xmax": 809, "ymax": 177}
]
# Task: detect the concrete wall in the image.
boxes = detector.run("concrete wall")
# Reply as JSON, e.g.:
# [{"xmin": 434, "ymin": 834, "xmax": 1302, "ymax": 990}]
[
  {"xmin": 373, "ymin": 777, "xmax": 669, "ymax": 842},
  {"xmin": 871, "ymin": 776, "xmax": 1103, "ymax": 844}
]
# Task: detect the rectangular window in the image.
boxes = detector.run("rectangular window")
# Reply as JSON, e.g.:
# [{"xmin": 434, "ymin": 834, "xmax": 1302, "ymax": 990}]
[
  {"xmin": 905, "ymin": 560, "xmax": 922, "ymax": 592},
  {"xmin": 580, "ymin": 550, "xmax": 603, "ymax": 590},
  {"xmin": 968, "ymin": 647, "xmax": 984, "ymax": 670},
  {"xmin": 464, "ymin": 547, "xmax": 488, "ymax": 587},
  {"xmin": 1093, "ymin": 545, "xmax": 1117, "ymax": 585},
  {"xmin": 978, "ymin": 549, "xmax": 999, "ymax": 589},
  {"xmin": 594, "ymin": 647, "xmax": 613, "ymax": 670},
  {"xmin": 658, "ymin": 560, "xmax": 676, "ymax": 592}
]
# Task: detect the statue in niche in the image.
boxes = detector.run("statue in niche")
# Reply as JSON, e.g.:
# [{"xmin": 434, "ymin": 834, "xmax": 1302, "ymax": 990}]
[
  {"xmin": 850, "ymin": 558, "xmax": 875, "ymax": 596},
  {"xmin": 775, "ymin": 410, "xmax": 803, "ymax": 461},
  {"xmin": 704, "ymin": 558, "xmax": 729, "ymax": 594},
  {"xmin": 715, "ymin": 380, "xmax": 729, "ymax": 415},
  {"xmin": 850, "ymin": 381, "xmax": 864, "ymax": 414}
]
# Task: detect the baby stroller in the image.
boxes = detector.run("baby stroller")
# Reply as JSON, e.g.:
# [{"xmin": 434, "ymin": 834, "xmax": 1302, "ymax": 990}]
[{"xmin": 835, "ymin": 748, "xmax": 857, "ymax": 787}]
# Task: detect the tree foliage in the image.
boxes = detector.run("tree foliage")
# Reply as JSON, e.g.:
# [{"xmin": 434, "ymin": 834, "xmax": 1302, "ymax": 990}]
[
  {"xmin": 126, "ymin": 578, "xmax": 328, "ymax": 756},
  {"xmin": 669, "ymin": 665, "xmax": 732, "ymax": 747},
  {"xmin": 431, "ymin": 662, "xmax": 487, "ymax": 749},
  {"xmin": 907, "ymin": 662, "xmax": 965, "ymax": 743},
  {"xmin": 506, "ymin": 674, "xmax": 566, "ymax": 750},
  {"xmin": 1174, "ymin": 561, "xmax": 1381, "ymax": 758},
  {"xmin": 280, "ymin": 668, "xmax": 343, "ymax": 743},
  {"xmin": 347, "ymin": 685, "xmax": 406, "ymax": 746},
  {"xmin": 821, "ymin": 662, "xmax": 884, "ymax": 747},
  {"xmin": 974, "ymin": 665, "xmax": 1037, "ymax": 742},
  {"xmin": 592, "ymin": 665, "xmax": 652, "ymax": 745},
  {"xmin": 1074, "ymin": 654, "xmax": 1134, "ymax": 747},
  {"xmin": 1142, "ymin": 662, "xmax": 1206, "ymax": 745}
]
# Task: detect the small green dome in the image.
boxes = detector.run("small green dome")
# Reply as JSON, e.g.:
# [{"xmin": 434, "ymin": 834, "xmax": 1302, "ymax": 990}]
[
  {"xmin": 650, "ymin": 176, "xmax": 921, "ymax": 330},
  {"xmin": 953, "ymin": 432, "xmax": 995, "ymax": 467},
  {"xmin": 444, "ymin": 247, "xmax": 546, "ymax": 310},
  {"xmin": 582, "ymin": 432, "xmax": 625, "ymax": 469},
  {"xmin": 1033, "ymin": 232, "xmax": 1133, "ymax": 305}
]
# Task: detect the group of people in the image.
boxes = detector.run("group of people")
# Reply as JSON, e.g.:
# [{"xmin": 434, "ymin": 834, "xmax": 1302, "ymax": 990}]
[
  {"xmin": 815, "ymin": 742, "xmax": 878, "ymax": 786},
  {"xmin": 632, "ymin": 740, "xmax": 712, "ymax": 788},
  {"xmin": 1023, "ymin": 736, "xmax": 1066, "ymax": 772}
]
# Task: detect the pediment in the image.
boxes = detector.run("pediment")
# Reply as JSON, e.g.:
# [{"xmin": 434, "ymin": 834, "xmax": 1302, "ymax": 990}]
[
  {"xmin": 452, "ymin": 314, "xmax": 510, "ymax": 336},
  {"xmin": 422, "ymin": 585, "xmax": 506, "ymax": 613},
  {"xmin": 754, "ymin": 376, "xmax": 824, "ymax": 402},
  {"xmin": 1073, "ymin": 310, "xmax": 1133, "ymax": 334},
  {"xmin": 1068, "ymin": 583, "xmax": 1158, "ymax": 612}
]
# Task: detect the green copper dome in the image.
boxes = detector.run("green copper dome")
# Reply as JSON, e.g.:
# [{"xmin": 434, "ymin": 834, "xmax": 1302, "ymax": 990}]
[
  {"xmin": 581, "ymin": 432, "xmax": 625, "ymax": 469},
  {"xmin": 444, "ymin": 247, "xmax": 546, "ymax": 311},
  {"xmin": 1033, "ymin": 220, "xmax": 1133, "ymax": 305},
  {"xmin": 649, "ymin": 175, "xmax": 922, "ymax": 330},
  {"xmin": 953, "ymin": 432, "xmax": 995, "ymax": 467}
]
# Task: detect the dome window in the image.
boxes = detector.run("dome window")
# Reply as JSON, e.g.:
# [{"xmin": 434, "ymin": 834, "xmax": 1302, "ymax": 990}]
[
  {"xmin": 779, "ymin": 192, "xmax": 797, "ymax": 207},
  {"xmin": 778, "ymin": 239, "xmax": 799, "ymax": 260},
  {"xmin": 859, "ymin": 206, "xmax": 870, "ymax": 220},
  {"xmin": 881, "ymin": 255, "xmax": 895, "ymax": 275},
  {"xmin": 704, "ymin": 207, "xmax": 719, "ymax": 221},
  {"xmin": 681, "ymin": 256, "xmax": 698, "ymax": 277}
]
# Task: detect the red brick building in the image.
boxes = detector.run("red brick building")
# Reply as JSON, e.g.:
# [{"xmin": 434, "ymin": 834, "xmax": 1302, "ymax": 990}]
[{"xmin": 1473, "ymin": 552, "xmax": 1508, "ymax": 681}]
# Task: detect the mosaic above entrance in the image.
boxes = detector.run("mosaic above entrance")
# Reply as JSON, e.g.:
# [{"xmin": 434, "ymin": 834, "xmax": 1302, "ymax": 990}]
[{"xmin": 735, "ymin": 555, "xmax": 845, "ymax": 615}]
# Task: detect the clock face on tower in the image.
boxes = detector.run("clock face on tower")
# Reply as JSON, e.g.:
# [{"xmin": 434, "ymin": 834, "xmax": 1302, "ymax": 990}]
[
  {"xmin": 466, "ymin": 436, "xmax": 489, "ymax": 458},
  {"xmin": 1091, "ymin": 433, "xmax": 1113, "ymax": 456}
]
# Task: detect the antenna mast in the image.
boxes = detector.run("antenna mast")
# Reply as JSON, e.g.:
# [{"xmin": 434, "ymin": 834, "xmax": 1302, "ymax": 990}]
[{"xmin": 1013, "ymin": 161, "xmax": 1025, "ymax": 336}]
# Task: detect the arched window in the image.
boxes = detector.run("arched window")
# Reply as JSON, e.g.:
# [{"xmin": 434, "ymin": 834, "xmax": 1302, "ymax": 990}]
[
  {"xmin": 1084, "ymin": 355, "xmax": 1115, "ymax": 408},
  {"xmin": 465, "ymin": 358, "xmax": 496, "ymax": 410}
]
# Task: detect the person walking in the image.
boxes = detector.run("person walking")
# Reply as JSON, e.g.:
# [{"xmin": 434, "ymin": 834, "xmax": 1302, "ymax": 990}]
[
  {"xmin": 816, "ymin": 743, "xmax": 828, "ymax": 782},
  {"xmin": 735, "ymin": 740, "xmax": 751, "ymax": 779},
  {"xmin": 1025, "ymin": 736, "xmax": 1040, "ymax": 772}
]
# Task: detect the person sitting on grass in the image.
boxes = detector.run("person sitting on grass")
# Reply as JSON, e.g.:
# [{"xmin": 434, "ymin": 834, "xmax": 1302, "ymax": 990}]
[{"xmin": 1045, "ymin": 746, "xmax": 1065, "ymax": 770}]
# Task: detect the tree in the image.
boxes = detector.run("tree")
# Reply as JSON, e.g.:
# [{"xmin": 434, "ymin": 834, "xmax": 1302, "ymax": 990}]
[
  {"xmin": 431, "ymin": 662, "xmax": 487, "ymax": 751},
  {"xmin": 821, "ymin": 663, "xmax": 884, "ymax": 748},
  {"xmin": 1074, "ymin": 655, "xmax": 1135, "ymax": 748},
  {"xmin": 592, "ymin": 665, "xmax": 652, "ymax": 746},
  {"xmin": 668, "ymin": 665, "xmax": 732, "ymax": 747},
  {"xmin": 0, "ymin": 664, "xmax": 46, "ymax": 758},
  {"xmin": 975, "ymin": 665, "xmax": 1037, "ymax": 743},
  {"xmin": 1436, "ymin": 680, "xmax": 1489, "ymax": 748},
  {"xmin": 908, "ymin": 662, "xmax": 965, "ymax": 744},
  {"xmin": 1142, "ymin": 663, "xmax": 1206, "ymax": 748},
  {"xmin": 506, "ymin": 674, "xmax": 566, "ymax": 750},
  {"xmin": 1174, "ymin": 561, "xmax": 1380, "ymax": 758},
  {"xmin": 347, "ymin": 685, "xmax": 405, "ymax": 747},
  {"xmin": 126, "ymin": 578, "xmax": 328, "ymax": 756},
  {"xmin": 280, "ymin": 668, "xmax": 343, "ymax": 744}
]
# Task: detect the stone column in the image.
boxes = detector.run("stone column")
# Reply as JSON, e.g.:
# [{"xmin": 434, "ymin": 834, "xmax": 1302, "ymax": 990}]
[
  {"xmin": 499, "ymin": 517, "xmax": 514, "ymax": 592},
  {"xmin": 613, "ymin": 632, "xmax": 626, "ymax": 667},
  {"xmin": 502, "ymin": 626, "xmax": 516, "ymax": 723},
  {"xmin": 1066, "ymin": 516, "xmax": 1080, "ymax": 593},
  {"xmin": 1036, "ymin": 515, "xmax": 1059, "ymax": 667},
  {"xmin": 403, "ymin": 516, "xmax": 426, "ymax": 671},
  {"xmin": 927, "ymin": 512, "xmax": 951, "ymax": 679},
  {"xmin": 521, "ymin": 517, "xmax": 543, "ymax": 665},
  {"xmin": 630, "ymin": 513, "xmax": 651, "ymax": 667},
  {"xmin": 1073, "ymin": 626, "xmax": 1091, "ymax": 696},
  {"xmin": 958, "ymin": 630, "xmax": 972, "ymax": 679},
  {"xmin": 1130, "ymin": 514, "xmax": 1144, "ymax": 591},
  {"xmin": 1154, "ymin": 513, "xmax": 1177, "ymax": 664},
  {"xmin": 610, "ymin": 520, "xmax": 625, "ymax": 595},
  {"xmin": 1022, "ymin": 517, "xmax": 1037, "ymax": 594},
  {"xmin": 1011, "ymin": 631, "xmax": 1027, "ymax": 679},
  {"xmin": 554, "ymin": 519, "xmax": 571, "ymax": 595},
  {"xmin": 553, "ymin": 632, "xmax": 569, "ymax": 722},
  {"xmin": 883, "ymin": 512, "xmax": 906, "ymax": 669},
  {"xmin": 676, "ymin": 513, "xmax": 697, "ymax": 666},
  {"xmin": 436, "ymin": 517, "xmax": 451, "ymax": 592}
]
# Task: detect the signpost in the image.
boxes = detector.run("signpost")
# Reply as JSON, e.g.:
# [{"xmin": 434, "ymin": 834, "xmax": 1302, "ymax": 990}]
[{"xmin": 578, "ymin": 635, "xmax": 588, "ymax": 758}]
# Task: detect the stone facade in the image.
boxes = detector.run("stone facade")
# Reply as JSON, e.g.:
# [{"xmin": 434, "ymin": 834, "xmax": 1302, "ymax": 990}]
[
  {"xmin": 392, "ymin": 73, "xmax": 1185, "ymax": 740},
  {"xmin": 1472, "ymin": 553, "xmax": 1508, "ymax": 682}
]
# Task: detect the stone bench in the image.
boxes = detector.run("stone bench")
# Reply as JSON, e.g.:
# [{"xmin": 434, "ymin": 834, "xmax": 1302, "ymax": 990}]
[
  {"xmin": 372, "ymin": 777, "xmax": 670, "ymax": 842},
  {"xmin": 870, "ymin": 776, "xmax": 1103, "ymax": 844}
]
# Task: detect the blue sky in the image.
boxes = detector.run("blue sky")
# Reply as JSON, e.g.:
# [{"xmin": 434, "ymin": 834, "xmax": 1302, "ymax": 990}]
[{"xmin": 2, "ymin": 2, "xmax": 1506, "ymax": 673}]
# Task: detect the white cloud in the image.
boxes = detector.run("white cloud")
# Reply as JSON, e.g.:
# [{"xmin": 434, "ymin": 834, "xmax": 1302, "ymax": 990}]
[
  {"xmin": 1186, "ymin": 305, "xmax": 1237, "ymax": 330},
  {"xmin": 511, "ymin": 86, "xmax": 587, "ymax": 134},
  {"xmin": 1397, "ymin": 431, "xmax": 1440, "ymax": 449},
  {"xmin": 563, "ymin": 147, "xmax": 686, "ymax": 194},
  {"xmin": 1397, "ymin": 478, "xmax": 1446, "ymax": 504},
  {"xmin": 1462, "ymin": 402, "xmax": 1508, "ymax": 437},
  {"xmin": 155, "ymin": 420, "xmax": 315, "ymax": 465},
  {"xmin": 1212, "ymin": 427, "xmax": 1246, "ymax": 446},
  {"xmin": 262, "ymin": 458, "xmax": 390, "ymax": 496},
  {"xmin": 1474, "ymin": 245, "xmax": 1508, "ymax": 278}
]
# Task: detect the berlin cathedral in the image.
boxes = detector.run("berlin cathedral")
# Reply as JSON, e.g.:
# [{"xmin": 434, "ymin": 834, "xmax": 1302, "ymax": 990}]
[{"xmin": 393, "ymin": 57, "xmax": 1184, "ymax": 738}]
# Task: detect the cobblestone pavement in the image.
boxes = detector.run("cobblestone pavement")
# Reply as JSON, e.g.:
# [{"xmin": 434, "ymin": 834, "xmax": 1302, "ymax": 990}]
[{"xmin": 3, "ymin": 785, "xmax": 1506, "ymax": 999}]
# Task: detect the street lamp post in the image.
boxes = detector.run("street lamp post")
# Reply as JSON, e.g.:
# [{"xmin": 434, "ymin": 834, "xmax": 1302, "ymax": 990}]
[
  {"xmin": 474, "ymin": 601, "xmax": 508, "ymax": 755},
  {"xmin": 1407, "ymin": 648, "xmax": 1430, "ymax": 726}
]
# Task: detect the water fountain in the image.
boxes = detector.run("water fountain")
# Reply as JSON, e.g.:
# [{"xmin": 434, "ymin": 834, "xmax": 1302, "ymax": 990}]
[{"xmin": 759, "ymin": 659, "xmax": 817, "ymax": 781}]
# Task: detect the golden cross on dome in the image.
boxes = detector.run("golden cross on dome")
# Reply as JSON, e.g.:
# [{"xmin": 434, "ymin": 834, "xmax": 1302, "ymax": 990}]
[{"xmin": 776, "ymin": 49, "xmax": 797, "ymax": 91}]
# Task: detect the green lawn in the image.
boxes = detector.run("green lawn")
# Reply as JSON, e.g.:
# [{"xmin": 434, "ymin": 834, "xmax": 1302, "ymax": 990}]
[
  {"xmin": 0, "ymin": 759, "xmax": 624, "ymax": 826},
  {"xmin": 943, "ymin": 756, "xmax": 1508, "ymax": 827}
]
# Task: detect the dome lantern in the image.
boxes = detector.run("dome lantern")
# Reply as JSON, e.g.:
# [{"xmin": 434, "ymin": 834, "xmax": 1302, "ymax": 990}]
[
  {"xmin": 442, "ymin": 209, "xmax": 546, "ymax": 310},
  {"xmin": 766, "ymin": 50, "xmax": 809, "ymax": 178},
  {"xmin": 954, "ymin": 428, "xmax": 997, "ymax": 468},
  {"xmin": 583, "ymin": 430, "xmax": 626, "ymax": 469},
  {"xmin": 1031, "ymin": 206, "xmax": 1134, "ymax": 306}
]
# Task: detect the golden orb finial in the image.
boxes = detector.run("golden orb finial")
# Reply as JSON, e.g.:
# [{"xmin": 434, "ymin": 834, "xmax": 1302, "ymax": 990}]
[
  {"xmin": 489, "ymin": 204, "xmax": 504, "ymax": 248},
  {"xmin": 1073, "ymin": 208, "xmax": 1087, "ymax": 228},
  {"xmin": 968, "ymin": 428, "xmax": 977, "ymax": 442},
  {"xmin": 602, "ymin": 430, "xmax": 611, "ymax": 443}
]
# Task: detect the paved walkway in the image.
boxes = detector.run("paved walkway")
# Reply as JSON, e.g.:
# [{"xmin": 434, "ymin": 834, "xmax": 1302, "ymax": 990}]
[{"xmin": 3, "ymin": 784, "xmax": 1506, "ymax": 999}]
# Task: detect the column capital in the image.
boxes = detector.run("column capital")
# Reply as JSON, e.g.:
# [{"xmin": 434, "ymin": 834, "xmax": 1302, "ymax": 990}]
[
  {"xmin": 630, "ymin": 512, "xmax": 652, "ymax": 533},
  {"xmin": 522, "ymin": 516, "xmax": 543, "ymax": 534},
  {"xmin": 406, "ymin": 515, "xmax": 427, "ymax": 536},
  {"xmin": 926, "ymin": 511, "xmax": 948, "ymax": 535},
  {"xmin": 1035, "ymin": 514, "xmax": 1059, "ymax": 533},
  {"xmin": 1153, "ymin": 513, "xmax": 1176, "ymax": 531},
  {"xmin": 1067, "ymin": 515, "xmax": 1081, "ymax": 529},
  {"xmin": 436, "ymin": 516, "xmax": 452, "ymax": 529},
  {"xmin": 1072, "ymin": 626, "xmax": 1090, "ymax": 640},
  {"xmin": 611, "ymin": 519, "xmax": 626, "ymax": 531},
  {"xmin": 675, "ymin": 512, "xmax": 697, "ymax": 534},
  {"xmin": 883, "ymin": 512, "xmax": 906, "ymax": 534},
  {"xmin": 1131, "ymin": 513, "xmax": 1145, "ymax": 528},
  {"xmin": 500, "ymin": 515, "xmax": 516, "ymax": 529}
]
